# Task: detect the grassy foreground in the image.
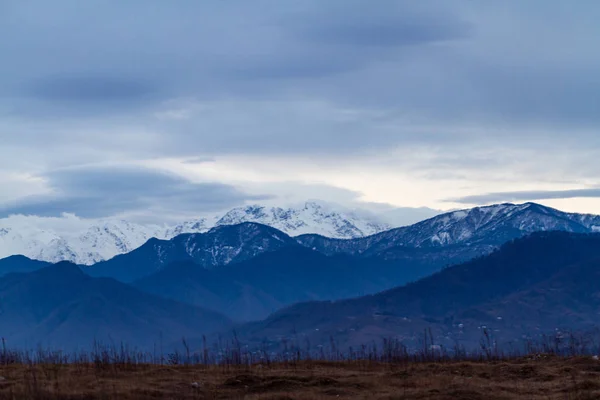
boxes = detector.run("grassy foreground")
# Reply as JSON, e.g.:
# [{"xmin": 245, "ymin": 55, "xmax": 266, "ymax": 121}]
[{"xmin": 1, "ymin": 356, "xmax": 600, "ymax": 399}]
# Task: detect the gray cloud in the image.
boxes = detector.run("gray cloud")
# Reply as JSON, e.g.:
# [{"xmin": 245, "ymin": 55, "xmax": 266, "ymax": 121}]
[
  {"xmin": 298, "ymin": 0, "xmax": 471, "ymax": 47},
  {"xmin": 0, "ymin": 1, "xmax": 599, "ymax": 218},
  {"xmin": 27, "ymin": 75, "xmax": 160, "ymax": 103},
  {"xmin": 450, "ymin": 188, "xmax": 600, "ymax": 205},
  {"xmin": 0, "ymin": 167, "xmax": 269, "ymax": 219},
  {"xmin": 1, "ymin": 2, "xmax": 597, "ymax": 127},
  {"xmin": 1, "ymin": 0, "xmax": 596, "ymax": 157}
]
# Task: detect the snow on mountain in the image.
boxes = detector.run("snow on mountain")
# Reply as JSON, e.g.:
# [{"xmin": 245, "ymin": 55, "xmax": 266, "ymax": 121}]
[
  {"xmin": 213, "ymin": 201, "xmax": 390, "ymax": 238},
  {"xmin": 0, "ymin": 226, "xmax": 62, "ymax": 262},
  {"xmin": 0, "ymin": 217, "xmax": 167, "ymax": 265},
  {"xmin": 297, "ymin": 202, "xmax": 600, "ymax": 257},
  {"xmin": 566, "ymin": 211, "xmax": 600, "ymax": 232},
  {"xmin": 0, "ymin": 201, "xmax": 390, "ymax": 265},
  {"xmin": 88, "ymin": 223, "xmax": 301, "ymax": 282},
  {"xmin": 2, "ymin": 201, "xmax": 598, "ymax": 266},
  {"xmin": 74, "ymin": 221, "xmax": 166, "ymax": 264},
  {"xmin": 377, "ymin": 202, "xmax": 600, "ymax": 249},
  {"xmin": 163, "ymin": 217, "xmax": 215, "ymax": 238}
]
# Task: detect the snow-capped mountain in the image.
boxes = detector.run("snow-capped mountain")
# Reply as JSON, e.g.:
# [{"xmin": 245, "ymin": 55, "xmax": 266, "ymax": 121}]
[
  {"xmin": 88, "ymin": 223, "xmax": 299, "ymax": 282},
  {"xmin": 213, "ymin": 202, "xmax": 390, "ymax": 238},
  {"xmin": 387, "ymin": 202, "xmax": 600, "ymax": 248},
  {"xmin": 0, "ymin": 201, "xmax": 391, "ymax": 265},
  {"xmin": 2, "ymin": 201, "xmax": 598, "ymax": 266},
  {"xmin": 297, "ymin": 202, "xmax": 600, "ymax": 257},
  {"xmin": 0, "ymin": 219, "xmax": 166, "ymax": 265}
]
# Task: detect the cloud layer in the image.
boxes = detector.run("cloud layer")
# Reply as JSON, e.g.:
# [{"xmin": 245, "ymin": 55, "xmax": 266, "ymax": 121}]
[
  {"xmin": 451, "ymin": 188, "xmax": 600, "ymax": 205},
  {"xmin": 1, "ymin": 0, "xmax": 600, "ymax": 219},
  {"xmin": 0, "ymin": 167, "xmax": 268, "ymax": 221}
]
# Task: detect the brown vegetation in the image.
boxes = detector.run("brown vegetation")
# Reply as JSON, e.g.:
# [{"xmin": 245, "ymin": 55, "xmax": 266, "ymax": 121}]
[{"xmin": 1, "ymin": 356, "xmax": 600, "ymax": 399}]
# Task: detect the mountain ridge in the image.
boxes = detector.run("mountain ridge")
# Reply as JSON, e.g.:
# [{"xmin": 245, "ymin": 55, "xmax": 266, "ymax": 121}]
[
  {"xmin": 296, "ymin": 202, "xmax": 600, "ymax": 258},
  {"xmin": 0, "ymin": 262, "xmax": 232, "ymax": 350},
  {"xmin": 132, "ymin": 245, "xmax": 438, "ymax": 321},
  {"xmin": 0, "ymin": 201, "xmax": 392, "ymax": 265},
  {"xmin": 86, "ymin": 223, "xmax": 300, "ymax": 282},
  {"xmin": 2, "ymin": 202, "xmax": 600, "ymax": 283},
  {"xmin": 234, "ymin": 231, "xmax": 600, "ymax": 350}
]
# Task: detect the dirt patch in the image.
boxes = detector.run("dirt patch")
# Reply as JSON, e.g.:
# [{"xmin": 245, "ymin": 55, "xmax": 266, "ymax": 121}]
[
  {"xmin": 222, "ymin": 373, "xmax": 263, "ymax": 387},
  {"xmin": 0, "ymin": 357, "xmax": 599, "ymax": 399}
]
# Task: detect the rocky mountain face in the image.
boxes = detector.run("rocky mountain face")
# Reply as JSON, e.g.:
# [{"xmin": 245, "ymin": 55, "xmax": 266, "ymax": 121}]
[
  {"xmin": 3, "ymin": 201, "xmax": 596, "ymax": 267},
  {"xmin": 86, "ymin": 219, "xmax": 491, "ymax": 285},
  {"xmin": 213, "ymin": 202, "xmax": 390, "ymax": 239},
  {"xmin": 297, "ymin": 202, "xmax": 600, "ymax": 259},
  {"xmin": 4, "ymin": 202, "xmax": 600, "ymax": 285},
  {"xmin": 86, "ymin": 223, "xmax": 299, "ymax": 282},
  {"xmin": 0, "ymin": 201, "xmax": 390, "ymax": 265}
]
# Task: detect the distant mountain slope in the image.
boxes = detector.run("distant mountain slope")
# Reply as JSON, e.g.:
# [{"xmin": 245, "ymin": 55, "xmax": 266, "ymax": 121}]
[
  {"xmin": 458, "ymin": 257, "xmax": 600, "ymax": 342},
  {"xmin": 0, "ymin": 201, "xmax": 391, "ymax": 265},
  {"xmin": 0, "ymin": 255, "xmax": 51, "ymax": 277},
  {"xmin": 236, "ymin": 232, "xmax": 600, "ymax": 349},
  {"xmin": 87, "ymin": 221, "xmax": 482, "ymax": 285},
  {"xmin": 81, "ymin": 203, "xmax": 600, "ymax": 284},
  {"xmin": 297, "ymin": 203, "xmax": 600, "ymax": 259},
  {"xmin": 86, "ymin": 223, "xmax": 299, "ymax": 282},
  {"xmin": 2, "ymin": 201, "xmax": 597, "ymax": 266},
  {"xmin": 0, "ymin": 263, "xmax": 231, "ymax": 350},
  {"xmin": 133, "ymin": 246, "xmax": 438, "ymax": 321}
]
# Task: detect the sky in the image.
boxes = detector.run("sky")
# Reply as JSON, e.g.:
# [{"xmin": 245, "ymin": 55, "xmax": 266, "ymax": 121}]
[{"xmin": 1, "ymin": 0, "xmax": 600, "ymax": 224}]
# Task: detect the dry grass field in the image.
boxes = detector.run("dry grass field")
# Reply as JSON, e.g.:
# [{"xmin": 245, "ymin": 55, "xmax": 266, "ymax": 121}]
[{"xmin": 1, "ymin": 356, "xmax": 600, "ymax": 399}]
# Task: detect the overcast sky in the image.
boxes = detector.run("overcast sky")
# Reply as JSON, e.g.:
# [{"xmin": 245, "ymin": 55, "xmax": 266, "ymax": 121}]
[{"xmin": 1, "ymin": 0, "xmax": 600, "ymax": 223}]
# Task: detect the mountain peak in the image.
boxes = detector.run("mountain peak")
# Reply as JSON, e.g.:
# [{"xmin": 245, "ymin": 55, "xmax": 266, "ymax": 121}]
[
  {"xmin": 298, "ymin": 202, "xmax": 600, "ymax": 259},
  {"xmin": 302, "ymin": 200, "xmax": 326, "ymax": 210},
  {"xmin": 213, "ymin": 202, "xmax": 389, "ymax": 239},
  {"xmin": 409, "ymin": 202, "xmax": 596, "ymax": 246},
  {"xmin": 42, "ymin": 261, "xmax": 85, "ymax": 276},
  {"xmin": 88, "ymin": 221, "xmax": 300, "ymax": 282},
  {"xmin": 1, "ymin": 201, "xmax": 598, "ymax": 266},
  {"xmin": 0, "ymin": 201, "xmax": 390, "ymax": 265}
]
